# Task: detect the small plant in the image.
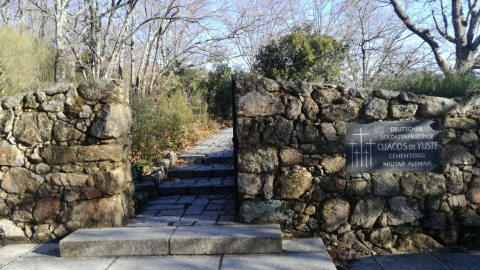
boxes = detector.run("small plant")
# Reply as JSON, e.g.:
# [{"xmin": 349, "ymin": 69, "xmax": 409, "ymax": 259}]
[{"xmin": 378, "ymin": 70, "xmax": 480, "ymax": 97}]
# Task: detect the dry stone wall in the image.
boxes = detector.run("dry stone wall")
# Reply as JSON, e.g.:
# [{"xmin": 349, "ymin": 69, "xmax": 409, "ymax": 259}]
[
  {"xmin": 0, "ymin": 80, "xmax": 134, "ymax": 245},
  {"xmin": 234, "ymin": 73, "xmax": 480, "ymax": 253}
]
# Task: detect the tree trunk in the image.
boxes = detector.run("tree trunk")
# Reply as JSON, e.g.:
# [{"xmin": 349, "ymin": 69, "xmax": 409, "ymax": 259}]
[{"xmin": 54, "ymin": 0, "xmax": 68, "ymax": 84}]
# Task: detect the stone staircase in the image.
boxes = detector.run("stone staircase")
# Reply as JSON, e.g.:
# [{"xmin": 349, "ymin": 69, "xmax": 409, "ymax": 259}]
[
  {"xmin": 59, "ymin": 128, "xmax": 284, "ymax": 257},
  {"xmin": 58, "ymin": 128, "xmax": 334, "ymax": 269}
]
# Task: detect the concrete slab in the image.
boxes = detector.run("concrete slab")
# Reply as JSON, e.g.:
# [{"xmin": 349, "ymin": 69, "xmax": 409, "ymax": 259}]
[
  {"xmin": 216, "ymin": 215, "xmax": 238, "ymax": 225},
  {"xmin": 0, "ymin": 244, "xmax": 38, "ymax": 267},
  {"xmin": 1, "ymin": 257, "xmax": 114, "ymax": 270},
  {"xmin": 127, "ymin": 216, "xmax": 179, "ymax": 227},
  {"xmin": 180, "ymin": 215, "xmax": 217, "ymax": 226},
  {"xmin": 60, "ymin": 227, "xmax": 176, "ymax": 257},
  {"xmin": 109, "ymin": 256, "xmax": 221, "ymax": 270},
  {"xmin": 170, "ymin": 224, "xmax": 282, "ymax": 255},
  {"xmin": 282, "ymin": 238, "xmax": 328, "ymax": 253},
  {"xmin": 434, "ymin": 253, "xmax": 480, "ymax": 270},
  {"xmin": 348, "ymin": 256, "xmax": 383, "ymax": 270},
  {"xmin": 171, "ymin": 220, "xmax": 195, "ymax": 226},
  {"xmin": 221, "ymin": 253, "xmax": 337, "ymax": 270},
  {"xmin": 22, "ymin": 243, "xmax": 60, "ymax": 258},
  {"xmin": 375, "ymin": 253, "xmax": 451, "ymax": 270}
]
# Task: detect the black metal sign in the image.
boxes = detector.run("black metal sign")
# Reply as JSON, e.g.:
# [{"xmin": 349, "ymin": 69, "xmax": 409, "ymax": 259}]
[{"xmin": 346, "ymin": 120, "xmax": 440, "ymax": 173}]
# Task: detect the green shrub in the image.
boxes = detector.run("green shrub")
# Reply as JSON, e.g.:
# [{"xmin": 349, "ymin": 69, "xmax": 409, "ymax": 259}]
[
  {"xmin": 202, "ymin": 63, "xmax": 233, "ymax": 119},
  {"xmin": 130, "ymin": 67, "xmax": 212, "ymax": 171},
  {"xmin": 254, "ymin": 27, "xmax": 347, "ymax": 83},
  {"xmin": 0, "ymin": 26, "xmax": 55, "ymax": 96},
  {"xmin": 378, "ymin": 70, "xmax": 480, "ymax": 97}
]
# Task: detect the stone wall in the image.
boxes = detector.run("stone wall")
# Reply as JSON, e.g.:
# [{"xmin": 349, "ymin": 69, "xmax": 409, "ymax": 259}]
[
  {"xmin": 0, "ymin": 80, "xmax": 134, "ymax": 245},
  {"xmin": 234, "ymin": 73, "xmax": 480, "ymax": 253}
]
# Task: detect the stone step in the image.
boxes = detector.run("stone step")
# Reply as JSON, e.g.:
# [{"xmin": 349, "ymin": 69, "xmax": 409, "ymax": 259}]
[
  {"xmin": 168, "ymin": 164, "xmax": 235, "ymax": 179},
  {"xmin": 179, "ymin": 154, "xmax": 234, "ymax": 165},
  {"xmin": 157, "ymin": 177, "xmax": 235, "ymax": 196},
  {"xmin": 59, "ymin": 227, "xmax": 176, "ymax": 257},
  {"xmin": 59, "ymin": 224, "xmax": 282, "ymax": 258},
  {"xmin": 204, "ymin": 154, "xmax": 234, "ymax": 165},
  {"xmin": 170, "ymin": 224, "xmax": 282, "ymax": 255}
]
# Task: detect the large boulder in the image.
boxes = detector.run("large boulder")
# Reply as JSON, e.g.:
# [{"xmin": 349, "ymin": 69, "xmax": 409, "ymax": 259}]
[
  {"xmin": 77, "ymin": 80, "xmax": 128, "ymax": 104},
  {"xmin": 236, "ymin": 91, "xmax": 284, "ymax": 117},
  {"xmin": 46, "ymin": 173, "xmax": 88, "ymax": 187},
  {"xmin": 321, "ymin": 156, "xmax": 346, "ymax": 174},
  {"xmin": 13, "ymin": 112, "xmax": 53, "ymax": 146},
  {"xmin": 364, "ymin": 98, "xmax": 388, "ymax": 119},
  {"xmin": 322, "ymin": 102, "xmax": 359, "ymax": 122},
  {"xmin": 372, "ymin": 173, "xmax": 400, "ymax": 196},
  {"xmin": 0, "ymin": 109, "xmax": 14, "ymax": 134},
  {"xmin": 387, "ymin": 196, "xmax": 423, "ymax": 225},
  {"xmin": 321, "ymin": 198, "xmax": 350, "ymax": 232},
  {"xmin": 276, "ymin": 167, "xmax": 312, "ymax": 199},
  {"xmin": 302, "ymin": 98, "xmax": 319, "ymax": 120},
  {"xmin": 0, "ymin": 219, "xmax": 27, "ymax": 244},
  {"xmin": 239, "ymin": 200, "xmax": 293, "ymax": 223},
  {"xmin": 279, "ymin": 148, "xmax": 303, "ymax": 166},
  {"xmin": 441, "ymin": 145, "xmax": 476, "ymax": 165},
  {"xmin": 90, "ymin": 104, "xmax": 132, "ymax": 139},
  {"xmin": 238, "ymin": 147, "xmax": 278, "ymax": 174},
  {"xmin": 238, "ymin": 173, "xmax": 263, "ymax": 196},
  {"xmin": 53, "ymin": 121, "xmax": 83, "ymax": 142},
  {"xmin": 33, "ymin": 198, "xmax": 60, "ymax": 223},
  {"xmin": 263, "ymin": 118, "xmax": 293, "ymax": 147},
  {"xmin": 64, "ymin": 195, "xmax": 125, "ymax": 230},
  {"xmin": 0, "ymin": 141, "xmax": 24, "ymax": 167},
  {"xmin": 351, "ymin": 197, "xmax": 385, "ymax": 228},
  {"xmin": 1, "ymin": 168, "xmax": 43, "ymax": 194}
]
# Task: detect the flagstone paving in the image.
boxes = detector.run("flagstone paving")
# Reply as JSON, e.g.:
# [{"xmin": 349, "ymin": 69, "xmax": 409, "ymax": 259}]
[{"xmin": 131, "ymin": 127, "xmax": 237, "ymax": 227}]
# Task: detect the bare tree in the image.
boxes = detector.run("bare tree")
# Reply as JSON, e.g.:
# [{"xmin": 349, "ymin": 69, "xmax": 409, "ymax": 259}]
[
  {"xmin": 340, "ymin": 0, "xmax": 431, "ymax": 87},
  {"xmin": 389, "ymin": 0, "xmax": 480, "ymax": 73},
  {"xmin": 227, "ymin": 0, "xmax": 303, "ymax": 71}
]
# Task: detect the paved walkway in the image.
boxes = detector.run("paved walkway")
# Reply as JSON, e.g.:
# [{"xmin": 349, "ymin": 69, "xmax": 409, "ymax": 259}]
[
  {"xmin": 0, "ymin": 238, "xmax": 336, "ymax": 270},
  {"xmin": 348, "ymin": 252, "xmax": 480, "ymax": 270},
  {"xmin": 130, "ymin": 127, "xmax": 236, "ymax": 227}
]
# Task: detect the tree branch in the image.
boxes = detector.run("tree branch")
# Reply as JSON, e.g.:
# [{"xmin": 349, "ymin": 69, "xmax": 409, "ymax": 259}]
[
  {"xmin": 389, "ymin": 0, "xmax": 451, "ymax": 72},
  {"xmin": 432, "ymin": 11, "xmax": 456, "ymax": 43},
  {"xmin": 451, "ymin": 0, "xmax": 467, "ymax": 45},
  {"xmin": 468, "ymin": 5, "xmax": 480, "ymax": 48}
]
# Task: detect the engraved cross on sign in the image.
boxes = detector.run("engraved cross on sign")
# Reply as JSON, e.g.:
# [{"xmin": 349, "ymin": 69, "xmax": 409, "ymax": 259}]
[
  {"xmin": 366, "ymin": 139, "xmax": 376, "ymax": 167},
  {"xmin": 352, "ymin": 128, "xmax": 371, "ymax": 168},
  {"xmin": 347, "ymin": 140, "xmax": 357, "ymax": 167}
]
